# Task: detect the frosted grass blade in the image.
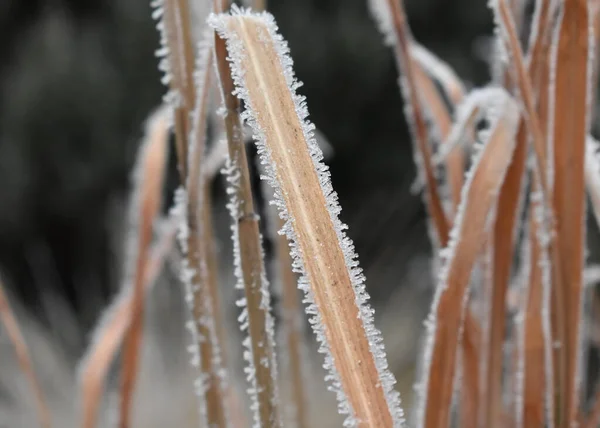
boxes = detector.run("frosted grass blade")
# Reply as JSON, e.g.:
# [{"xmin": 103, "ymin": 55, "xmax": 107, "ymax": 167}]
[
  {"xmin": 416, "ymin": 87, "xmax": 520, "ymax": 428},
  {"xmin": 212, "ymin": 6, "xmax": 281, "ymax": 426},
  {"xmin": 369, "ymin": 0, "xmax": 450, "ymax": 249},
  {"xmin": 78, "ymin": 207, "xmax": 178, "ymax": 428},
  {"xmin": 209, "ymin": 8, "xmax": 405, "ymax": 427},
  {"xmin": 177, "ymin": 29, "xmax": 229, "ymax": 427},
  {"xmin": 117, "ymin": 106, "xmax": 170, "ymax": 428},
  {"xmin": 152, "ymin": 0, "xmax": 196, "ymax": 177},
  {"xmin": 547, "ymin": 1, "xmax": 591, "ymax": 424},
  {"xmin": 0, "ymin": 279, "xmax": 51, "ymax": 428}
]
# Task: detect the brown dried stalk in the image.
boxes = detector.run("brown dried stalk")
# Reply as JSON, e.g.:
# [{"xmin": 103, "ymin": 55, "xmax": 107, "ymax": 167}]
[
  {"xmin": 248, "ymin": 0, "xmax": 307, "ymax": 423},
  {"xmin": 382, "ymin": 0, "xmax": 450, "ymax": 247},
  {"xmin": 482, "ymin": 0, "xmax": 554, "ymax": 421},
  {"xmin": 520, "ymin": 2, "xmax": 555, "ymax": 425},
  {"xmin": 460, "ymin": 309, "xmax": 482, "ymax": 428},
  {"xmin": 275, "ymin": 218, "xmax": 308, "ymax": 428},
  {"xmin": 493, "ymin": 0, "xmax": 549, "ymax": 194},
  {"xmin": 548, "ymin": 1, "xmax": 590, "ymax": 425},
  {"xmin": 182, "ymin": 42, "xmax": 229, "ymax": 426},
  {"xmin": 118, "ymin": 107, "xmax": 170, "ymax": 428},
  {"xmin": 213, "ymin": 14, "xmax": 280, "ymax": 428},
  {"xmin": 210, "ymin": 10, "xmax": 404, "ymax": 426},
  {"xmin": 521, "ymin": 181, "xmax": 547, "ymax": 428},
  {"xmin": 482, "ymin": 122, "xmax": 527, "ymax": 428},
  {"xmin": 419, "ymin": 91, "xmax": 520, "ymax": 428},
  {"xmin": 261, "ymin": 182, "xmax": 308, "ymax": 427},
  {"xmin": 0, "ymin": 280, "xmax": 51, "ymax": 428},
  {"xmin": 78, "ymin": 208, "xmax": 178, "ymax": 428},
  {"xmin": 411, "ymin": 55, "xmax": 463, "ymax": 215},
  {"xmin": 410, "ymin": 44, "xmax": 466, "ymax": 211},
  {"xmin": 157, "ymin": 0, "xmax": 196, "ymax": 178}
]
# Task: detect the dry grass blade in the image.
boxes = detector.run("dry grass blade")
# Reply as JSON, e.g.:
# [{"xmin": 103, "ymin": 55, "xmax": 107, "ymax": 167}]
[
  {"xmin": 175, "ymin": 30, "xmax": 231, "ymax": 426},
  {"xmin": 259, "ymin": 148, "xmax": 308, "ymax": 425},
  {"xmin": 417, "ymin": 89, "xmax": 520, "ymax": 428},
  {"xmin": 410, "ymin": 44, "xmax": 466, "ymax": 105},
  {"xmin": 491, "ymin": 0, "xmax": 549, "ymax": 194},
  {"xmin": 261, "ymin": 177, "xmax": 308, "ymax": 427},
  {"xmin": 411, "ymin": 53, "xmax": 464, "ymax": 216},
  {"xmin": 482, "ymin": 122, "xmax": 527, "ymax": 428},
  {"xmin": 410, "ymin": 44, "xmax": 466, "ymax": 213},
  {"xmin": 460, "ymin": 309, "xmax": 481, "ymax": 428},
  {"xmin": 434, "ymin": 98, "xmax": 480, "ymax": 167},
  {"xmin": 275, "ymin": 218, "xmax": 308, "ymax": 428},
  {"xmin": 0, "ymin": 280, "xmax": 51, "ymax": 428},
  {"xmin": 371, "ymin": 0, "xmax": 450, "ymax": 247},
  {"xmin": 117, "ymin": 107, "xmax": 170, "ymax": 428},
  {"xmin": 209, "ymin": 8, "xmax": 405, "ymax": 427},
  {"xmin": 481, "ymin": 0, "xmax": 554, "ymax": 419},
  {"xmin": 521, "ymin": 183, "xmax": 548, "ymax": 428},
  {"xmin": 547, "ymin": 0, "xmax": 591, "ymax": 424},
  {"xmin": 212, "ymin": 11, "xmax": 280, "ymax": 428},
  {"xmin": 153, "ymin": 0, "xmax": 196, "ymax": 178},
  {"xmin": 78, "ymin": 208, "xmax": 178, "ymax": 428}
]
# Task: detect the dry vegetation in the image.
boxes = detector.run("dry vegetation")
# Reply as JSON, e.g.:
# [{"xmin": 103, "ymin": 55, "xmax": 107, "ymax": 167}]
[{"xmin": 4, "ymin": 0, "xmax": 600, "ymax": 427}]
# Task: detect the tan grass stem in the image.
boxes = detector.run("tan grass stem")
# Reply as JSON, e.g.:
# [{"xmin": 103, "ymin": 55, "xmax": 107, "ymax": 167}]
[{"xmin": 0, "ymin": 280, "xmax": 51, "ymax": 428}]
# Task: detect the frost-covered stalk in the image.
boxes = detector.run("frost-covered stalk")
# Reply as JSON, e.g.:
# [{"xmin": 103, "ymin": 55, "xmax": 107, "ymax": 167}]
[
  {"xmin": 410, "ymin": 44, "xmax": 466, "ymax": 216},
  {"xmin": 480, "ymin": 0, "xmax": 554, "ymax": 419},
  {"xmin": 520, "ymin": 180, "xmax": 548, "ymax": 427},
  {"xmin": 0, "ymin": 280, "xmax": 51, "ymax": 428},
  {"xmin": 118, "ymin": 107, "xmax": 171, "ymax": 428},
  {"xmin": 78, "ymin": 203, "xmax": 179, "ymax": 428},
  {"xmin": 249, "ymin": 0, "xmax": 307, "ymax": 423},
  {"xmin": 260, "ymin": 171, "xmax": 309, "ymax": 428},
  {"xmin": 415, "ymin": 88, "xmax": 520, "ymax": 428},
  {"xmin": 209, "ymin": 9, "xmax": 405, "ymax": 427},
  {"xmin": 177, "ymin": 32, "xmax": 229, "ymax": 427},
  {"xmin": 212, "ymin": 11, "xmax": 281, "ymax": 428},
  {"xmin": 152, "ymin": 0, "xmax": 196, "ymax": 178},
  {"xmin": 490, "ymin": 0, "xmax": 550, "ymax": 195},
  {"xmin": 545, "ymin": 0, "xmax": 592, "ymax": 424},
  {"xmin": 369, "ymin": 0, "xmax": 450, "ymax": 249},
  {"xmin": 460, "ymin": 310, "xmax": 482, "ymax": 428}
]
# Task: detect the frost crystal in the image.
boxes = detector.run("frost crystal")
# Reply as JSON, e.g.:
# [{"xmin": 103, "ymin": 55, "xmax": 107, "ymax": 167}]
[
  {"xmin": 367, "ymin": 0, "xmax": 397, "ymax": 46},
  {"xmin": 209, "ymin": 7, "xmax": 404, "ymax": 426},
  {"xmin": 410, "ymin": 43, "xmax": 466, "ymax": 97}
]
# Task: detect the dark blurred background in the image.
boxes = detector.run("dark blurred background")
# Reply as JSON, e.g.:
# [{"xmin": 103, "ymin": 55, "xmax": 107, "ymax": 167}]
[{"xmin": 0, "ymin": 0, "xmax": 493, "ymax": 335}]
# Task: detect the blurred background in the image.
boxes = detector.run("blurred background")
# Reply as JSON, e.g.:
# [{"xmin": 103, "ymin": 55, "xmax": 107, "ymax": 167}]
[
  {"xmin": 0, "ymin": 0, "xmax": 493, "ymax": 332},
  {"xmin": 0, "ymin": 0, "xmax": 498, "ymax": 425}
]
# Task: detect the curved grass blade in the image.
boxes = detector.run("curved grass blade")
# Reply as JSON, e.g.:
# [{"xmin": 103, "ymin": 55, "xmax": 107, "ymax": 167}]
[
  {"xmin": 0, "ymin": 279, "xmax": 51, "ymax": 428},
  {"xmin": 117, "ymin": 106, "xmax": 170, "ymax": 428},
  {"xmin": 416, "ymin": 87, "xmax": 520, "ymax": 428}
]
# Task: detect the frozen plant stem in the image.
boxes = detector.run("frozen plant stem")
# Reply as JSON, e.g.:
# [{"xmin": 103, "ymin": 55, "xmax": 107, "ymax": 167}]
[
  {"xmin": 378, "ymin": 0, "xmax": 450, "ymax": 248},
  {"xmin": 118, "ymin": 107, "xmax": 170, "ymax": 428},
  {"xmin": 260, "ymin": 171, "xmax": 309, "ymax": 428},
  {"xmin": 213, "ymin": 21, "xmax": 280, "ymax": 428},
  {"xmin": 0, "ymin": 280, "xmax": 51, "ymax": 428},
  {"xmin": 248, "ymin": 0, "xmax": 307, "ymax": 424},
  {"xmin": 78, "ymin": 207, "xmax": 178, "ymax": 428},
  {"xmin": 181, "ymin": 38, "xmax": 228, "ymax": 427},
  {"xmin": 209, "ymin": 10, "xmax": 404, "ymax": 427},
  {"xmin": 417, "ymin": 89, "xmax": 520, "ymax": 428},
  {"xmin": 547, "ymin": 0, "xmax": 590, "ymax": 425},
  {"xmin": 153, "ymin": 0, "xmax": 196, "ymax": 178}
]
